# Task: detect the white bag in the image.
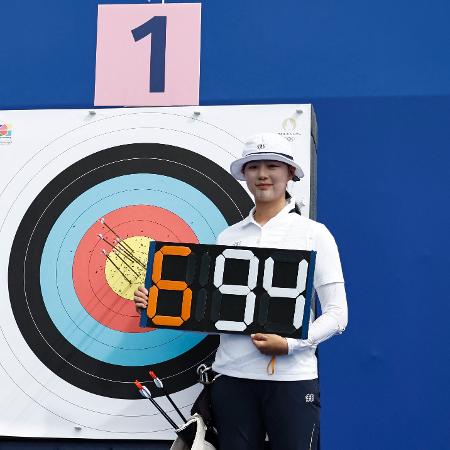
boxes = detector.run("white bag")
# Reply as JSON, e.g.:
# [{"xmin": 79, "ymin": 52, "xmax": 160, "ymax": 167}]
[{"xmin": 170, "ymin": 413, "xmax": 217, "ymax": 450}]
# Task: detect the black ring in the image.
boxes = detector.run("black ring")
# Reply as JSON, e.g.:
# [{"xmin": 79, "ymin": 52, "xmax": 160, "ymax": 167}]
[{"xmin": 8, "ymin": 143, "xmax": 253, "ymax": 399}]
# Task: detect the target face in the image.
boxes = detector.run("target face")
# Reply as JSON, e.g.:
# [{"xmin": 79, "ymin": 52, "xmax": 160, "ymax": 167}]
[
  {"xmin": 0, "ymin": 106, "xmax": 314, "ymax": 438},
  {"xmin": 9, "ymin": 142, "xmax": 252, "ymax": 399}
]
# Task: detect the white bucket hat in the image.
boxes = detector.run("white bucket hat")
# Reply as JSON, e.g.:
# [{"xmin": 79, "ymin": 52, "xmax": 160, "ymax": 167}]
[{"xmin": 230, "ymin": 133, "xmax": 304, "ymax": 181}]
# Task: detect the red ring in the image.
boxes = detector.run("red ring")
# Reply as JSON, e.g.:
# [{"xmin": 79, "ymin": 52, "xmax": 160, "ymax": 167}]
[{"xmin": 73, "ymin": 205, "xmax": 199, "ymax": 332}]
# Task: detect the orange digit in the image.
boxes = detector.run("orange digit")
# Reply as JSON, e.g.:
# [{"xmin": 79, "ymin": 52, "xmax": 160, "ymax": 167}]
[{"xmin": 147, "ymin": 245, "xmax": 192, "ymax": 326}]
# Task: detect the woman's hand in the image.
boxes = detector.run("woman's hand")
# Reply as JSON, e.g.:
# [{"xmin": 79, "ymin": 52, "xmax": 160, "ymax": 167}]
[
  {"xmin": 251, "ymin": 333, "xmax": 288, "ymax": 356},
  {"xmin": 133, "ymin": 286, "xmax": 148, "ymax": 313}
]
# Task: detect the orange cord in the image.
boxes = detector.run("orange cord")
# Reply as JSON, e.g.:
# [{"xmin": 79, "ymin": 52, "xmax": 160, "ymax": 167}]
[{"xmin": 267, "ymin": 356, "xmax": 276, "ymax": 375}]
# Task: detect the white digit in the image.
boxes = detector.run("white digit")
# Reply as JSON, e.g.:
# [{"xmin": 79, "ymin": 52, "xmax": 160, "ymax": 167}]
[
  {"xmin": 263, "ymin": 258, "xmax": 308, "ymax": 328},
  {"xmin": 293, "ymin": 295, "xmax": 305, "ymax": 328},
  {"xmin": 213, "ymin": 249, "xmax": 259, "ymax": 331}
]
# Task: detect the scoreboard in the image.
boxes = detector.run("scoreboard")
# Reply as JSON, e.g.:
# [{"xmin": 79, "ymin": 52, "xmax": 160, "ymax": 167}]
[{"xmin": 140, "ymin": 242, "xmax": 316, "ymax": 338}]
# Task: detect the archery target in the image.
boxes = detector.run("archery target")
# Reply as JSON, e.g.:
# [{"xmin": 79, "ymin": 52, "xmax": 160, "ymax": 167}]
[{"xmin": 0, "ymin": 106, "xmax": 314, "ymax": 438}]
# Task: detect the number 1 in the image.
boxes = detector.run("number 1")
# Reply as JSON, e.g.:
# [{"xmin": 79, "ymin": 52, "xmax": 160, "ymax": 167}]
[{"xmin": 131, "ymin": 16, "xmax": 167, "ymax": 93}]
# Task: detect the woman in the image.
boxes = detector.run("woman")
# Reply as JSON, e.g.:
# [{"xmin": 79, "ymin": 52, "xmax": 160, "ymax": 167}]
[{"xmin": 134, "ymin": 133, "xmax": 348, "ymax": 450}]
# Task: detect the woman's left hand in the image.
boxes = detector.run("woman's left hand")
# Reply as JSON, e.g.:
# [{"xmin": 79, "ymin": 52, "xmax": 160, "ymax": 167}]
[{"xmin": 251, "ymin": 333, "xmax": 288, "ymax": 356}]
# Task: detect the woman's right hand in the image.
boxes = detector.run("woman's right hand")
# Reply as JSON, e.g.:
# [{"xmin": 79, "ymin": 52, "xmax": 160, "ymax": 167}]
[{"xmin": 133, "ymin": 286, "xmax": 148, "ymax": 313}]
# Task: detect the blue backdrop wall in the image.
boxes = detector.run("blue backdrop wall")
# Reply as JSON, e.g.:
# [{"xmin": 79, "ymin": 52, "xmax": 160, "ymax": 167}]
[{"xmin": 1, "ymin": 1, "xmax": 449, "ymax": 449}]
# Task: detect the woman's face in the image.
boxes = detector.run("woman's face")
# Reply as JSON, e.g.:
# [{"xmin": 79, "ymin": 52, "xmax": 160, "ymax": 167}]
[{"xmin": 243, "ymin": 160, "xmax": 294, "ymax": 204}]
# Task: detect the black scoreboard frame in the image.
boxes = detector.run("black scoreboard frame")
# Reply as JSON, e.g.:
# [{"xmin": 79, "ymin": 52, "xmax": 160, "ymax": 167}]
[{"xmin": 140, "ymin": 241, "xmax": 316, "ymax": 339}]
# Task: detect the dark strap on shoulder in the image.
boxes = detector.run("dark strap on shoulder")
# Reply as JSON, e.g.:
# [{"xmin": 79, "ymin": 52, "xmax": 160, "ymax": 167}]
[{"xmin": 289, "ymin": 203, "xmax": 302, "ymax": 215}]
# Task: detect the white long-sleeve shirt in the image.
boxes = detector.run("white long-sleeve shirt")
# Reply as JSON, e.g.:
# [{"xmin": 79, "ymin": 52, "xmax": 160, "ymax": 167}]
[
  {"xmin": 212, "ymin": 198, "xmax": 348, "ymax": 381},
  {"xmin": 287, "ymin": 282, "xmax": 347, "ymax": 354}
]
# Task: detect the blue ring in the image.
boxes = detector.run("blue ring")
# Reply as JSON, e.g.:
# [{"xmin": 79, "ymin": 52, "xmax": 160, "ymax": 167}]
[{"xmin": 40, "ymin": 174, "xmax": 227, "ymax": 366}]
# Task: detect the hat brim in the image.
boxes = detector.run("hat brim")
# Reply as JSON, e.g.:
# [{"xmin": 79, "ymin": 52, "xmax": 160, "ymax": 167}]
[{"xmin": 230, "ymin": 153, "xmax": 304, "ymax": 181}]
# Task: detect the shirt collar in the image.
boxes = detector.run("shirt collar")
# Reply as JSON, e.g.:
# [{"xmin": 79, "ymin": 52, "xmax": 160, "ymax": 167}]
[{"xmin": 243, "ymin": 196, "xmax": 297, "ymax": 227}]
